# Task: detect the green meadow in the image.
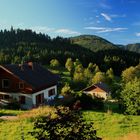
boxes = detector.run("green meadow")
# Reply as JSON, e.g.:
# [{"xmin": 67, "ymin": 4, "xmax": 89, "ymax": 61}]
[{"xmin": 0, "ymin": 107, "xmax": 140, "ymax": 140}]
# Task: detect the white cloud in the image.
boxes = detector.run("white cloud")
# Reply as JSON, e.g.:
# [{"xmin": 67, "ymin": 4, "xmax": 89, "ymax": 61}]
[
  {"xmin": 100, "ymin": 13, "xmax": 126, "ymax": 22},
  {"xmin": 136, "ymin": 33, "xmax": 140, "ymax": 37},
  {"xmin": 97, "ymin": 27, "xmax": 127, "ymax": 33},
  {"xmin": 30, "ymin": 26, "xmax": 81, "ymax": 36},
  {"xmin": 55, "ymin": 29, "xmax": 81, "ymax": 35},
  {"xmin": 101, "ymin": 13, "xmax": 111, "ymax": 21},
  {"xmin": 84, "ymin": 26, "xmax": 128, "ymax": 33},
  {"xmin": 84, "ymin": 27, "xmax": 106, "ymax": 30},
  {"xmin": 17, "ymin": 23, "xmax": 24, "ymax": 27},
  {"xmin": 30, "ymin": 26, "xmax": 55, "ymax": 34}
]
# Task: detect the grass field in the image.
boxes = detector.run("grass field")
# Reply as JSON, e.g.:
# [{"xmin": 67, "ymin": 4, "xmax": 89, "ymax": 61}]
[
  {"xmin": 0, "ymin": 109, "xmax": 24, "ymax": 116},
  {"xmin": 83, "ymin": 111, "xmax": 140, "ymax": 139},
  {"xmin": 0, "ymin": 106, "xmax": 55, "ymax": 140},
  {"xmin": 0, "ymin": 107, "xmax": 140, "ymax": 140},
  {"xmin": 0, "ymin": 119, "xmax": 35, "ymax": 140}
]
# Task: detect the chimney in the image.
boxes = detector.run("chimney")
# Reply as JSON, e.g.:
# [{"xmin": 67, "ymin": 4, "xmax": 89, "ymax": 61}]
[
  {"xmin": 19, "ymin": 64, "xmax": 24, "ymax": 71},
  {"xmin": 28, "ymin": 62, "xmax": 34, "ymax": 70}
]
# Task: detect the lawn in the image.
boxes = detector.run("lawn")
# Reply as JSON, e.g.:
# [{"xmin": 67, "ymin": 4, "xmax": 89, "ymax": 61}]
[
  {"xmin": 0, "ymin": 106, "xmax": 55, "ymax": 140},
  {"xmin": 82, "ymin": 111, "xmax": 140, "ymax": 139},
  {"xmin": 47, "ymin": 66, "xmax": 72, "ymax": 84},
  {"xmin": 0, "ymin": 109, "xmax": 25, "ymax": 116},
  {"xmin": 0, "ymin": 119, "xmax": 35, "ymax": 140},
  {"xmin": 0, "ymin": 106, "xmax": 140, "ymax": 140}
]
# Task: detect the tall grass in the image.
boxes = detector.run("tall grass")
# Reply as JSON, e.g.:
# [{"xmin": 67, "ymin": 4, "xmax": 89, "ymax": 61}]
[{"xmin": 18, "ymin": 106, "xmax": 55, "ymax": 119}]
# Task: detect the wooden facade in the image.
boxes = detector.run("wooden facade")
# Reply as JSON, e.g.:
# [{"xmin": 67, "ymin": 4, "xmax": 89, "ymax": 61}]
[
  {"xmin": 83, "ymin": 82, "xmax": 110, "ymax": 100},
  {"xmin": 0, "ymin": 67, "xmax": 33, "ymax": 93}
]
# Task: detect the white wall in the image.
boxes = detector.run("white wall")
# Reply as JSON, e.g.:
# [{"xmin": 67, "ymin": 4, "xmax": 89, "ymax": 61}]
[
  {"xmin": 11, "ymin": 93, "xmax": 32, "ymax": 100},
  {"xmin": 32, "ymin": 85, "xmax": 57, "ymax": 105},
  {"xmin": 0, "ymin": 85, "xmax": 57, "ymax": 109},
  {"xmin": 83, "ymin": 91, "xmax": 107, "ymax": 100},
  {"xmin": 0, "ymin": 92, "xmax": 33, "ymax": 109}
]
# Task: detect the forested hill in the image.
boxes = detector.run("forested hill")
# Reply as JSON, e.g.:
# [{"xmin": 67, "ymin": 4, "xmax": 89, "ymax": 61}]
[
  {"xmin": 0, "ymin": 28, "xmax": 140, "ymax": 75},
  {"xmin": 125, "ymin": 43, "xmax": 140, "ymax": 53},
  {"xmin": 0, "ymin": 27, "xmax": 51, "ymax": 47},
  {"xmin": 70, "ymin": 35, "xmax": 118, "ymax": 52}
]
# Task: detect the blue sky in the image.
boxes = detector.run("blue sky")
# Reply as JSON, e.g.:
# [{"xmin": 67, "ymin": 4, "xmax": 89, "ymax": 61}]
[{"xmin": 0, "ymin": 0, "xmax": 140, "ymax": 44}]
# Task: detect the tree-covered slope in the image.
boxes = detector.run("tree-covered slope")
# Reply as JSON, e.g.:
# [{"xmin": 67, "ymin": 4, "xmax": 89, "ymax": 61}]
[
  {"xmin": 125, "ymin": 43, "xmax": 140, "ymax": 53},
  {"xmin": 0, "ymin": 28, "xmax": 139, "ymax": 75},
  {"xmin": 71, "ymin": 35, "xmax": 119, "ymax": 52}
]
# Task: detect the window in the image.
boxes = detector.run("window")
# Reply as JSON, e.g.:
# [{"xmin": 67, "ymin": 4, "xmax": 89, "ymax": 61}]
[
  {"xmin": 0, "ymin": 95, "xmax": 10, "ymax": 99},
  {"xmin": 48, "ymin": 89, "xmax": 55, "ymax": 97},
  {"xmin": 19, "ymin": 82, "xmax": 24, "ymax": 89},
  {"xmin": 2, "ymin": 79, "xmax": 10, "ymax": 88},
  {"xmin": 19, "ymin": 96, "xmax": 25, "ymax": 104},
  {"xmin": 4, "ymin": 95, "xmax": 10, "ymax": 99},
  {"xmin": 36, "ymin": 93, "xmax": 44, "ymax": 105}
]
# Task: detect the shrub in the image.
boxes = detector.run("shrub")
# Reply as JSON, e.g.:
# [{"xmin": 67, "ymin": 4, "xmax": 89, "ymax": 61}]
[
  {"xmin": 5, "ymin": 99, "xmax": 20, "ymax": 110},
  {"xmin": 61, "ymin": 83, "xmax": 72, "ymax": 95},
  {"xmin": 78, "ymin": 94, "xmax": 104, "ymax": 110},
  {"xmin": 50, "ymin": 59, "xmax": 60, "ymax": 68},
  {"xmin": 30, "ymin": 107, "xmax": 100, "ymax": 140}
]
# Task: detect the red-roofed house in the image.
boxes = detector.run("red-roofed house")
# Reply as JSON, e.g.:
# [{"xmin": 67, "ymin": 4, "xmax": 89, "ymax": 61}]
[{"xmin": 0, "ymin": 62, "xmax": 60, "ymax": 109}]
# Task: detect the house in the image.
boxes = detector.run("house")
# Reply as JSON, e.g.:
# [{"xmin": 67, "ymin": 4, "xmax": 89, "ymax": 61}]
[
  {"xmin": 0, "ymin": 62, "xmax": 60, "ymax": 109},
  {"xmin": 83, "ymin": 82, "xmax": 111, "ymax": 100}
]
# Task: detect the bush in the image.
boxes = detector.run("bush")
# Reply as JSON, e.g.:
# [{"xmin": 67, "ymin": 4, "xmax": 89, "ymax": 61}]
[
  {"xmin": 5, "ymin": 99, "xmax": 20, "ymax": 110},
  {"xmin": 50, "ymin": 59, "xmax": 60, "ymax": 68},
  {"xmin": 61, "ymin": 83, "xmax": 72, "ymax": 95},
  {"xmin": 30, "ymin": 107, "xmax": 100, "ymax": 140},
  {"xmin": 78, "ymin": 94, "xmax": 104, "ymax": 110}
]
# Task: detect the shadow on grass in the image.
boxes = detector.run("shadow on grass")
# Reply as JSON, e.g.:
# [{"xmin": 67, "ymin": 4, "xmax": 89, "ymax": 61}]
[
  {"xmin": 80, "ymin": 101, "xmax": 124, "ymax": 115},
  {"xmin": 0, "ymin": 112, "xmax": 17, "ymax": 117},
  {"xmin": 104, "ymin": 101, "xmax": 123, "ymax": 114}
]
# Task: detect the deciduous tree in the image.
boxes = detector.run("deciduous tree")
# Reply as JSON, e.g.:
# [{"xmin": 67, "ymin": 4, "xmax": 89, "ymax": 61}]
[
  {"xmin": 50, "ymin": 59, "xmax": 60, "ymax": 68},
  {"xmin": 65, "ymin": 58, "xmax": 74, "ymax": 77},
  {"xmin": 121, "ymin": 78, "xmax": 140, "ymax": 115},
  {"xmin": 92, "ymin": 72, "xmax": 107, "ymax": 84}
]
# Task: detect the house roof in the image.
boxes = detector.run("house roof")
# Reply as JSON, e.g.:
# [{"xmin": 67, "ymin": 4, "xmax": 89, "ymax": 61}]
[
  {"xmin": 83, "ymin": 82, "xmax": 110, "ymax": 93},
  {"xmin": 0, "ymin": 63, "xmax": 60, "ymax": 90}
]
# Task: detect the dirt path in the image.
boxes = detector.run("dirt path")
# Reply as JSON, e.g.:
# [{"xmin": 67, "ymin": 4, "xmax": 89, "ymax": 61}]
[{"xmin": 0, "ymin": 115, "xmax": 18, "ymax": 120}]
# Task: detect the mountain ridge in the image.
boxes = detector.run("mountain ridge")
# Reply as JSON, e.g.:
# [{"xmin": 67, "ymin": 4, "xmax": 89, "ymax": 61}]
[
  {"xmin": 71, "ymin": 35, "xmax": 140, "ymax": 54},
  {"xmin": 70, "ymin": 35, "xmax": 119, "ymax": 52},
  {"xmin": 125, "ymin": 43, "xmax": 140, "ymax": 53}
]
